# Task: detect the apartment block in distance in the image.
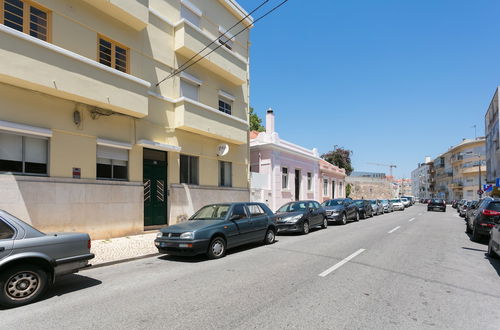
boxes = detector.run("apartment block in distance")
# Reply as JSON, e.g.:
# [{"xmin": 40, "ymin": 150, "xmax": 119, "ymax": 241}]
[
  {"xmin": 485, "ymin": 87, "xmax": 500, "ymax": 196},
  {"xmin": 0, "ymin": 0, "xmax": 252, "ymax": 238}
]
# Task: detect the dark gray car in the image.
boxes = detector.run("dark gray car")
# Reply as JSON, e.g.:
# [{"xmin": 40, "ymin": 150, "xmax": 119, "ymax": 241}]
[
  {"xmin": 0, "ymin": 210, "xmax": 94, "ymax": 308},
  {"xmin": 275, "ymin": 200, "xmax": 327, "ymax": 234},
  {"xmin": 322, "ymin": 198, "xmax": 359, "ymax": 225},
  {"xmin": 155, "ymin": 203, "xmax": 277, "ymax": 259}
]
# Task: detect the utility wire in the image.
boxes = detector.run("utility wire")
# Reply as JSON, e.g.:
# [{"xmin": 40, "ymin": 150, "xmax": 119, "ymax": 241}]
[
  {"xmin": 155, "ymin": 0, "xmax": 269, "ymax": 87},
  {"xmin": 156, "ymin": 0, "xmax": 289, "ymax": 86}
]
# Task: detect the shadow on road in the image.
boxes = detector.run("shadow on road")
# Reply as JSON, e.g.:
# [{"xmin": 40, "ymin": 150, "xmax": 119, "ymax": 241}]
[
  {"xmin": 277, "ymin": 227, "xmax": 323, "ymax": 236},
  {"xmin": 462, "ymin": 247, "xmax": 487, "ymax": 252},
  {"xmin": 486, "ymin": 254, "xmax": 500, "ymax": 277},
  {"xmin": 158, "ymin": 241, "xmax": 272, "ymax": 263},
  {"xmin": 46, "ymin": 274, "xmax": 102, "ymax": 299}
]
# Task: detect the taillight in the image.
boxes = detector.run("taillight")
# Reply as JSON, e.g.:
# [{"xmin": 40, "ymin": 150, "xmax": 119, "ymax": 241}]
[
  {"xmin": 88, "ymin": 239, "xmax": 92, "ymax": 249},
  {"xmin": 482, "ymin": 209, "xmax": 500, "ymax": 216}
]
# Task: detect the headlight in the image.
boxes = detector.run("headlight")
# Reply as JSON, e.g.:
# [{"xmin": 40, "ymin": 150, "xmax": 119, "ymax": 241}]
[
  {"xmin": 156, "ymin": 232, "xmax": 163, "ymax": 238},
  {"xmin": 284, "ymin": 215, "xmax": 303, "ymax": 223},
  {"xmin": 180, "ymin": 232, "xmax": 194, "ymax": 239}
]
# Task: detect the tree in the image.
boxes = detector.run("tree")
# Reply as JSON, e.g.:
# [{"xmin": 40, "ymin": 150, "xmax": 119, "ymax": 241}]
[
  {"xmin": 249, "ymin": 107, "xmax": 265, "ymax": 132},
  {"xmin": 346, "ymin": 183, "xmax": 352, "ymax": 198},
  {"xmin": 321, "ymin": 146, "xmax": 354, "ymax": 175}
]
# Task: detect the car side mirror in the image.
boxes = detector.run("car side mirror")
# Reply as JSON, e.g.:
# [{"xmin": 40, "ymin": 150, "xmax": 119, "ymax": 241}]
[{"xmin": 230, "ymin": 214, "xmax": 242, "ymax": 221}]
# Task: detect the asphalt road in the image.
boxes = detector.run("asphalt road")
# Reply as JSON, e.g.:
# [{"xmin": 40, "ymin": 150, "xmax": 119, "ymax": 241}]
[{"xmin": 2, "ymin": 205, "xmax": 500, "ymax": 330}]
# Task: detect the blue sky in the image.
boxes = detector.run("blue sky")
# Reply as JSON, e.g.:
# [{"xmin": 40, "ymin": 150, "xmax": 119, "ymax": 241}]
[{"xmin": 236, "ymin": 0, "xmax": 499, "ymax": 178}]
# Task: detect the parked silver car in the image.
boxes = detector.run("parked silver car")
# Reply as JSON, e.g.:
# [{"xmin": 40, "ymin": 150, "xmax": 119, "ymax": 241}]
[
  {"xmin": 391, "ymin": 199, "xmax": 405, "ymax": 211},
  {"xmin": 0, "ymin": 210, "xmax": 94, "ymax": 308},
  {"xmin": 380, "ymin": 199, "xmax": 394, "ymax": 213},
  {"xmin": 369, "ymin": 200, "xmax": 383, "ymax": 215}
]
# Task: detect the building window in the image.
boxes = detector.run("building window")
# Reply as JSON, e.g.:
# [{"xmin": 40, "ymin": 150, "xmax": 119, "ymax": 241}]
[
  {"xmin": 282, "ymin": 167, "xmax": 288, "ymax": 189},
  {"xmin": 339, "ymin": 182, "xmax": 343, "ymax": 196},
  {"xmin": 323, "ymin": 179, "xmax": 329, "ymax": 196},
  {"xmin": 98, "ymin": 36, "xmax": 128, "ymax": 73},
  {"xmin": 0, "ymin": 132, "xmax": 48, "ymax": 175},
  {"xmin": 2, "ymin": 0, "xmax": 50, "ymax": 41},
  {"xmin": 219, "ymin": 161, "xmax": 232, "ymax": 187},
  {"xmin": 180, "ymin": 3, "xmax": 200, "ymax": 27},
  {"xmin": 180, "ymin": 79, "xmax": 199, "ymax": 100},
  {"xmin": 332, "ymin": 181, "xmax": 336, "ymax": 198},
  {"xmin": 180, "ymin": 154, "xmax": 198, "ymax": 185},
  {"xmin": 97, "ymin": 145, "xmax": 128, "ymax": 180},
  {"xmin": 218, "ymin": 99, "xmax": 232, "ymax": 115},
  {"xmin": 307, "ymin": 172, "xmax": 312, "ymax": 191}
]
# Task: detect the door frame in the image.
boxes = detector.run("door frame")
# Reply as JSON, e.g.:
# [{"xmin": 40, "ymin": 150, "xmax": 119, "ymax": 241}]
[{"xmin": 143, "ymin": 148, "xmax": 168, "ymax": 227}]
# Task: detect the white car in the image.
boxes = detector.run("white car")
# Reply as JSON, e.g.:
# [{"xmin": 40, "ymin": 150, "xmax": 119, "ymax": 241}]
[
  {"xmin": 401, "ymin": 198, "xmax": 411, "ymax": 208},
  {"xmin": 391, "ymin": 199, "xmax": 405, "ymax": 211}
]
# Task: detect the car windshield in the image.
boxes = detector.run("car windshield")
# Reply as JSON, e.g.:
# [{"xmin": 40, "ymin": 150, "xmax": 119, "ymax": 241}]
[
  {"xmin": 370, "ymin": 200, "xmax": 377, "ymax": 204},
  {"xmin": 190, "ymin": 204, "xmax": 231, "ymax": 220},
  {"xmin": 487, "ymin": 201, "xmax": 500, "ymax": 212},
  {"xmin": 432, "ymin": 199, "xmax": 443, "ymax": 203},
  {"xmin": 322, "ymin": 200, "xmax": 343, "ymax": 207},
  {"xmin": 381, "ymin": 200, "xmax": 388, "ymax": 204},
  {"xmin": 401, "ymin": 198, "xmax": 408, "ymax": 202},
  {"xmin": 277, "ymin": 202, "xmax": 308, "ymax": 213},
  {"xmin": 391, "ymin": 199, "xmax": 400, "ymax": 203},
  {"xmin": 354, "ymin": 200, "xmax": 364, "ymax": 206}
]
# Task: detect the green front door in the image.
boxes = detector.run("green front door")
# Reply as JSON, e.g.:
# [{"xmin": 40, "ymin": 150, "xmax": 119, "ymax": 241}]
[{"xmin": 143, "ymin": 149, "xmax": 168, "ymax": 226}]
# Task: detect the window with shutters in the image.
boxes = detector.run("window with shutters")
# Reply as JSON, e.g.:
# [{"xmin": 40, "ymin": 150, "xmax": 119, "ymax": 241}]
[
  {"xmin": 180, "ymin": 154, "xmax": 199, "ymax": 185},
  {"xmin": 219, "ymin": 161, "xmax": 232, "ymax": 187},
  {"xmin": 0, "ymin": 132, "xmax": 48, "ymax": 175},
  {"xmin": 307, "ymin": 172, "xmax": 312, "ymax": 191},
  {"xmin": 180, "ymin": 79, "xmax": 199, "ymax": 100},
  {"xmin": 1, "ymin": 0, "xmax": 51, "ymax": 41},
  {"xmin": 323, "ymin": 179, "xmax": 328, "ymax": 196},
  {"xmin": 98, "ymin": 35, "xmax": 129, "ymax": 73},
  {"xmin": 282, "ymin": 167, "xmax": 288, "ymax": 189},
  {"xmin": 96, "ymin": 145, "xmax": 128, "ymax": 180}
]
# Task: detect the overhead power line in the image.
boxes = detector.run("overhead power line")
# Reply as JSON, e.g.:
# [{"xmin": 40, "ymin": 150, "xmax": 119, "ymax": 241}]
[{"xmin": 156, "ymin": 0, "xmax": 289, "ymax": 87}]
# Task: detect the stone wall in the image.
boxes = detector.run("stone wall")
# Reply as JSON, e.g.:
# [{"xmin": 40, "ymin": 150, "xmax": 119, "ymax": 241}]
[
  {"xmin": 0, "ymin": 174, "xmax": 143, "ymax": 239},
  {"xmin": 346, "ymin": 177, "xmax": 396, "ymax": 199}
]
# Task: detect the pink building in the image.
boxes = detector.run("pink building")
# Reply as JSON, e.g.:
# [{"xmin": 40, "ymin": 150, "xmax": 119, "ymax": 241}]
[
  {"xmin": 318, "ymin": 159, "xmax": 346, "ymax": 202},
  {"xmin": 250, "ymin": 109, "xmax": 346, "ymax": 211}
]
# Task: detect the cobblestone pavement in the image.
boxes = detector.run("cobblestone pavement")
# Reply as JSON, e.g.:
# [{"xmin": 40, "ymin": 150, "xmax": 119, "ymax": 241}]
[{"xmin": 91, "ymin": 232, "xmax": 159, "ymax": 265}]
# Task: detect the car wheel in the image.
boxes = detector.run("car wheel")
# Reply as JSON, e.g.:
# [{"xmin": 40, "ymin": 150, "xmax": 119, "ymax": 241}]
[
  {"xmin": 0, "ymin": 265, "xmax": 49, "ymax": 308},
  {"xmin": 302, "ymin": 221, "xmax": 310, "ymax": 234},
  {"xmin": 264, "ymin": 228, "xmax": 276, "ymax": 245},
  {"xmin": 207, "ymin": 237, "xmax": 226, "ymax": 259},
  {"xmin": 488, "ymin": 239, "xmax": 498, "ymax": 259},
  {"xmin": 471, "ymin": 225, "xmax": 482, "ymax": 242},
  {"xmin": 465, "ymin": 222, "xmax": 472, "ymax": 234},
  {"xmin": 321, "ymin": 217, "xmax": 328, "ymax": 229},
  {"xmin": 354, "ymin": 212, "xmax": 360, "ymax": 222},
  {"xmin": 339, "ymin": 213, "xmax": 347, "ymax": 225}
]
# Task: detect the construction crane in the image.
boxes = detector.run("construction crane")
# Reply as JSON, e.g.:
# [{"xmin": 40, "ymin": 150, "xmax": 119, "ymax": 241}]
[{"xmin": 367, "ymin": 162, "xmax": 397, "ymax": 177}]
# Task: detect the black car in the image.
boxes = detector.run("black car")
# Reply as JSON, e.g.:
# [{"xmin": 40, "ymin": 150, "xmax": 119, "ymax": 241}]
[
  {"xmin": 322, "ymin": 198, "xmax": 359, "ymax": 225},
  {"xmin": 465, "ymin": 200, "xmax": 480, "ymax": 222},
  {"xmin": 427, "ymin": 198, "xmax": 446, "ymax": 212},
  {"xmin": 467, "ymin": 198, "xmax": 500, "ymax": 242},
  {"xmin": 155, "ymin": 203, "xmax": 277, "ymax": 259},
  {"xmin": 353, "ymin": 200, "xmax": 373, "ymax": 219},
  {"xmin": 276, "ymin": 200, "xmax": 327, "ymax": 234}
]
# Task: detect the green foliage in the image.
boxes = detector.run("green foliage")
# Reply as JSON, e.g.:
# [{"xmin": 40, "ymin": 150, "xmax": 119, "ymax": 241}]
[
  {"xmin": 249, "ymin": 107, "xmax": 265, "ymax": 132},
  {"xmin": 321, "ymin": 146, "xmax": 354, "ymax": 175},
  {"xmin": 346, "ymin": 183, "xmax": 352, "ymax": 198}
]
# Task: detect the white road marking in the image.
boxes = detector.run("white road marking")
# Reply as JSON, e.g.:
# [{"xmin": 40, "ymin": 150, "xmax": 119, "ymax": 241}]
[
  {"xmin": 388, "ymin": 226, "xmax": 401, "ymax": 234},
  {"xmin": 319, "ymin": 249, "xmax": 366, "ymax": 277},
  {"xmin": 409, "ymin": 218, "xmax": 415, "ymax": 222}
]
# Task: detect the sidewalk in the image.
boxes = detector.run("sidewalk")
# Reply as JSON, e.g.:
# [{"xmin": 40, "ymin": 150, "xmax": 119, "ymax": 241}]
[{"xmin": 90, "ymin": 232, "xmax": 160, "ymax": 266}]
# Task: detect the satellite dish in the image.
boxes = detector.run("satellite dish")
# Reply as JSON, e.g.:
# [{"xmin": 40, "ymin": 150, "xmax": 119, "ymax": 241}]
[{"xmin": 217, "ymin": 143, "xmax": 229, "ymax": 157}]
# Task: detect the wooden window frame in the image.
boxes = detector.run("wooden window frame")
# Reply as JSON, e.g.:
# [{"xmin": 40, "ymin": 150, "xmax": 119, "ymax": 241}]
[
  {"xmin": 0, "ymin": 0, "xmax": 52, "ymax": 42},
  {"xmin": 97, "ymin": 34, "xmax": 130, "ymax": 74}
]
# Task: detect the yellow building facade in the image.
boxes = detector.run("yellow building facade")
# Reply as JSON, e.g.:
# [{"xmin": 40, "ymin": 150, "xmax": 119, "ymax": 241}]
[{"xmin": 0, "ymin": 0, "xmax": 252, "ymax": 238}]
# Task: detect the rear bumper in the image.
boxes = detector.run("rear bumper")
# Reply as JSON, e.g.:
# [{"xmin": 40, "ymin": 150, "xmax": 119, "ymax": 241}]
[
  {"xmin": 155, "ymin": 239, "xmax": 209, "ymax": 256},
  {"xmin": 54, "ymin": 253, "xmax": 94, "ymax": 276},
  {"xmin": 475, "ymin": 224, "xmax": 494, "ymax": 236},
  {"xmin": 428, "ymin": 205, "xmax": 446, "ymax": 211}
]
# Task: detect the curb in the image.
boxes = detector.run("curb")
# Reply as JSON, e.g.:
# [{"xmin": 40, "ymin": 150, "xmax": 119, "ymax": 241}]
[{"xmin": 84, "ymin": 253, "xmax": 161, "ymax": 270}]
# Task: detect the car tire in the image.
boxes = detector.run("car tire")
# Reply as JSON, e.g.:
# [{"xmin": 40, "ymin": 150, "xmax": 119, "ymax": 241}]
[
  {"xmin": 488, "ymin": 239, "xmax": 498, "ymax": 259},
  {"xmin": 465, "ymin": 222, "xmax": 472, "ymax": 234},
  {"xmin": 339, "ymin": 213, "xmax": 347, "ymax": 225},
  {"xmin": 354, "ymin": 212, "xmax": 360, "ymax": 222},
  {"xmin": 207, "ymin": 236, "xmax": 226, "ymax": 259},
  {"xmin": 471, "ymin": 225, "xmax": 482, "ymax": 242},
  {"xmin": 0, "ymin": 265, "xmax": 49, "ymax": 308},
  {"xmin": 264, "ymin": 228, "xmax": 276, "ymax": 245},
  {"xmin": 302, "ymin": 221, "xmax": 310, "ymax": 235},
  {"xmin": 321, "ymin": 217, "xmax": 328, "ymax": 229}
]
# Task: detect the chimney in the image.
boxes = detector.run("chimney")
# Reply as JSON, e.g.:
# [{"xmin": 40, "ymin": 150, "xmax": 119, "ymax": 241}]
[{"xmin": 266, "ymin": 108, "xmax": 275, "ymax": 134}]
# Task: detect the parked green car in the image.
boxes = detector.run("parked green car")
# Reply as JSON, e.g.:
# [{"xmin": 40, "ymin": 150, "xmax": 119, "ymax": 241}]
[{"xmin": 155, "ymin": 203, "xmax": 277, "ymax": 259}]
